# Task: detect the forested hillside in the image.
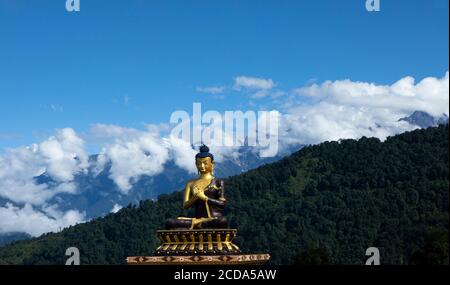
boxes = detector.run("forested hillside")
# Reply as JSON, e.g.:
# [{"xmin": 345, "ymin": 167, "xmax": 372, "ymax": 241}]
[{"xmin": 0, "ymin": 125, "xmax": 448, "ymax": 265}]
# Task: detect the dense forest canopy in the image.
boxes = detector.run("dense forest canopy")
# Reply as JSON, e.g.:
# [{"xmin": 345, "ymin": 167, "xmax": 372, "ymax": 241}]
[{"xmin": 0, "ymin": 125, "xmax": 448, "ymax": 265}]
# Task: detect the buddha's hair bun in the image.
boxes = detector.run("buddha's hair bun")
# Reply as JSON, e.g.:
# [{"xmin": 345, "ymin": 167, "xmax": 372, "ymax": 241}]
[{"xmin": 195, "ymin": 144, "xmax": 214, "ymax": 161}]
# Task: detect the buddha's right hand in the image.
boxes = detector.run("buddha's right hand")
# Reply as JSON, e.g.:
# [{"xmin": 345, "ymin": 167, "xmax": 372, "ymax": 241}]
[
  {"xmin": 192, "ymin": 185, "xmax": 200, "ymax": 195},
  {"xmin": 192, "ymin": 186, "xmax": 207, "ymax": 201}
]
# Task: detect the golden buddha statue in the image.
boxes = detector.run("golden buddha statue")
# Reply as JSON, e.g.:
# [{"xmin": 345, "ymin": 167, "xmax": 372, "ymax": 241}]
[
  {"xmin": 165, "ymin": 145, "xmax": 228, "ymax": 230},
  {"xmin": 126, "ymin": 145, "xmax": 271, "ymax": 265}
]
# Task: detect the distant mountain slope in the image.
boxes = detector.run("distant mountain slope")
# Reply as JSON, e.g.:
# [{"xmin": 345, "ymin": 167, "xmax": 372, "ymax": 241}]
[
  {"xmin": 399, "ymin": 111, "xmax": 448, "ymax": 128},
  {"xmin": 0, "ymin": 233, "xmax": 31, "ymax": 247},
  {"xmin": 0, "ymin": 125, "xmax": 448, "ymax": 265}
]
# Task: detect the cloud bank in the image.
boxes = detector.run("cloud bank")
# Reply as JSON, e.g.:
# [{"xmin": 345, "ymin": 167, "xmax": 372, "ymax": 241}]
[
  {"xmin": 279, "ymin": 72, "xmax": 449, "ymax": 145},
  {"xmin": 0, "ymin": 203, "xmax": 84, "ymax": 237},
  {"xmin": 0, "ymin": 128, "xmax": 88, "ymax": 236},
  {"xmin": 0, "ymin": 128, "xmax": 88, "ymax": 205}
]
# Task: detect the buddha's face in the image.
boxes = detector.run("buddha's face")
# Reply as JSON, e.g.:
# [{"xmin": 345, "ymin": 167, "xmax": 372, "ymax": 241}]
[{"xmin": 196, "ymin": 157, "xmax": 214, "ymax": 174}]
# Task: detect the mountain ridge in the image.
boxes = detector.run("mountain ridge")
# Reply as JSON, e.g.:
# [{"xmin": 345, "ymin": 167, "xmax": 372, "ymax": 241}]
[{"xmin": 399, "ymin": 110, "xmax": 448, "ymax": 128}]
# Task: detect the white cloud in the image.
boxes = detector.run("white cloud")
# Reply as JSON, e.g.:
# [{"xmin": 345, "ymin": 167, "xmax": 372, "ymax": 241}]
[
  {"xmin": 0, "ymin": 203, "xmax": 85, "ymax": 237},
  {"xmin": 110, "ymin": 203, "xmax": 122, "ymax": 214},
  {"xmin": 283, "ymin": 72, "xmax": 449, "ymax": 145},
  {"xmin": 39, "ymin": 104, "xmax": 63, "ymax": 113},
  {"xmin": 50, "ymin": 104, "xmax": 63, "ymax": 112},
  {"xmin": 233, "ymin": 76, "xmax": 284, "ymax": 100},
  {"xmin": 91, "ymin": 124, "xmax": 199, "ymax": 193},
  {"xmin": 89, "ymin": 124, "xmax": 142, "ymax": 141},
  {"xmin": 251, "ymin": 90, "xmax": 270, "ymax": 99},
  {"xmin": 250, "ymin": 89, "xmax": 286, "ymax": 99},
  {"xmin": 234, "ymin": 76, "xmax": 275, "ymax": 90},
  {"xmin": 99, "ymin": 132, "xmax": 169, "ymax": 193},
  {"xmin": 294, "ymin": 72, "xmax": 449, "ymax": 117},
  {"xmin": 278, "ymin": 102, "xmax": 413, "ymax": 146},
  {"xmin": 40, "ymin": 128, "xmax": 89, "ymax": 181},
  {"xmin": 0, "ymin": 128, "xmax": 88, "ymax": 205},
  {"xmin": 0, "ymin": 128, "xmax": 89, "ymax": 237},
  {"xmin": 196, "ymin": 86, "xmax": 225, "ymax": 94},
  {"xmin": 167, "ymin": 136, "xmax": 198, "ymax": 174}
]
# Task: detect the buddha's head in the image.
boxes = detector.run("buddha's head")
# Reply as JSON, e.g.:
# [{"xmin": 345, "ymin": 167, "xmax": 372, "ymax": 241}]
[{"xmin": 195, "ymin": 145, "xmax": 214, "ymax": 175}]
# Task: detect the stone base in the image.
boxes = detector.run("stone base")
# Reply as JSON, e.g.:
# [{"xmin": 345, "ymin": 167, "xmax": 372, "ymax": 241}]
[
  {"xmin": 126, "ymin": 254, "xmax": 271, "ymax": 265},
  {"xmin": 154, "ymin": 229, "xmax": 241, "ymax": 256}
]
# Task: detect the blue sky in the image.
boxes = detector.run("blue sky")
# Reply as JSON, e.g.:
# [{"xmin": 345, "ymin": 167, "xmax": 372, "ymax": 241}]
[{"xmin": 0, "ymin": 0, "xmax": 448, "ymax": 152}]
